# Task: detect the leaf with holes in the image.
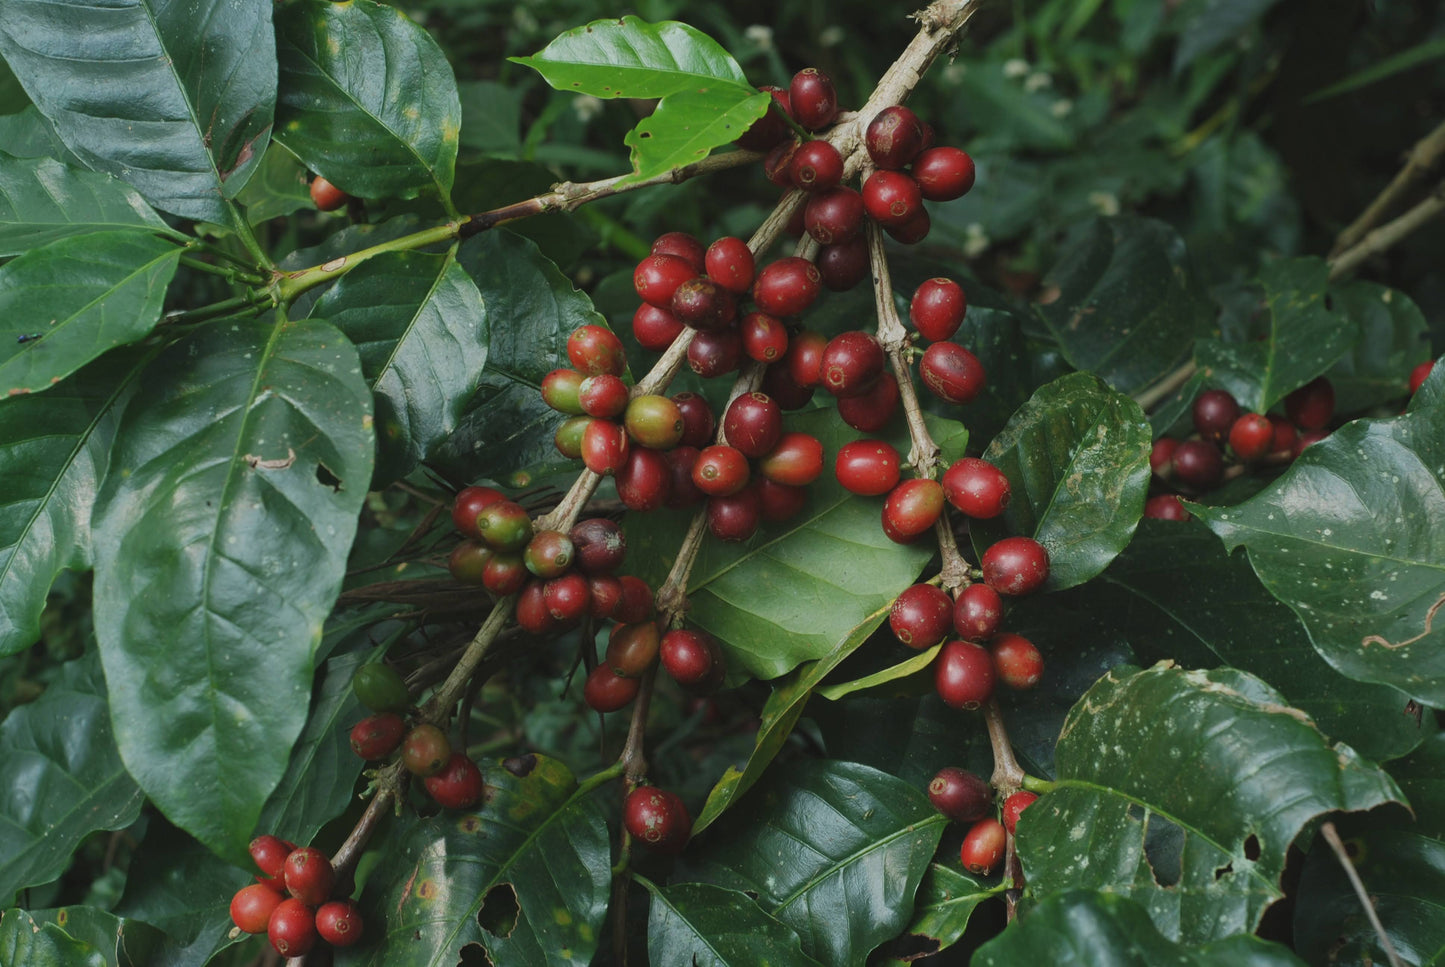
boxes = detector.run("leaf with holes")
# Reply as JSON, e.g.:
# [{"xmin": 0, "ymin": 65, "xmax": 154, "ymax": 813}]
[
  {"xmin": 621, "ymin": 88, "xmax": 768, "ymax": 184},
  {"xmin": 1016, "ymin": 663, "xmax": 1403, "ymax": 943},
  {"xmin": 0, "ymin": 156, "xmax": 177, "ymax": 257},
  {"xmin": 641, "ymin": 879, "xmax": 824, "ymax": 967},
  {"xmin": 343, "ymin": 754, "xmax": 609, "ymax": 967},
  {"xmin": 6, "ymin": 907, "xmax": 169, "ymax": 967},
  {"xmin": 691, "ymin": 759, "xmax": 945, "ymax": 967},
  {"xmin": 92, "ymin": 315, "xmax": 373, "ymax": 862}
]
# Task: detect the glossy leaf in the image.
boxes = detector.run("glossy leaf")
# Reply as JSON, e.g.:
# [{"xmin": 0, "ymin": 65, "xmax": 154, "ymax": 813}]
[
  {"xmin": 0, "ymin": 350, "xmax": 150, "ymax": 656},
  {"xmin": 693, "ymin": 759, "xmax": 945, "ymax": 966},
  {"xmin": 275, "ymin": 0, "xmax": 460, "ymax": 202},
  {"xmin": 1327, "ymin": 280, "xmax": 1432, "ymax": 412},
  {"xmin": 1390, "ymin": 732, "xmax": 1445, "ymax": 839},
  {"xmin": 0, "ymin": 232, "xmax": 180, "ymax": 397},
  {"xmin": 1195, "ymin": 258, "xmax": 1359, "ymax": 413},
  {"xmin": 0, "ymin": 156, "xmax": 174, "ymax": 256},
  {"xmin": 816, "ymin": 643, "xmax": 941, "ymax": 701},
  {"xmin": 1034, "ymin": 217, "xmax": 1214, "ymax": 394},
  {"xmin": 1018, "ymin": 663, "xmax": 1403, "ymax": 943},
  {"xmin": 621, "ymin": 88, "xmax": 768, "ymax": 184},
  {"xmin": 972, "ymin": 372, "xmax": 1152, "ymax": 591},
  {"xmin": 0, "ymin": 106, "xmax": 82, "ymax": 167},
  {"xmin": 1196, "ymin": 406, "xmax": 1445, "ymax": 705},
  {"xmin": 881, "ymin": 864, "xmax": 1000, "ymax": 964},
  {"xmin": 975, "ymin": 890, "xmax": 1306, "ymax": 966},
  {"xmin": 511, "ymin": 17, "xmax": 751, "ymax": 97},
  {"xmin": 0, "ymin": 910, "xmax": 106, "ymax": 967},
  {"xmin": 0, "ymin": 653, "xmax": 143, "ymax": 901},
  {"xmin": 92, "ymin": 315, "xmax": 374, "ymax": 861},
  {"xmin": 631, "ymin": 408, "xmax": 967, "ymax": 680},
  {"xmin": 641, "ymin": 879, "xmax": 824, "ymax": 967},
  {"xmin": 0, "ymin": 0, "xmax": 276, "ymax": 222},
  {"xmin": 11, "ymin": 907, "xmax": 169, "ymax": 967},
  {"xmin": 341, "ymin": 755, "xmax": 609, "ymax": 967},
  {"xmin": 234, "ymin": 143, "xmax": 312, "ymax": 225},
  {"xmin": 312, "ymin": 250, "xmax": 488, "ymax": 484}
]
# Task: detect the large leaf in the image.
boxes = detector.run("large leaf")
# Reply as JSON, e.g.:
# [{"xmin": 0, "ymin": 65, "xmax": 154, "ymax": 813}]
[
  {"xmin": 692, "ymin": 759, "xmax": 945, "ymax": 967},
  {"xmin": 0, "ymin": 232, "xmax": 180, "ymax": 397},
  {"xmin": 1327, "ymin": 281, "xmax": 1432, "ymax": 413},
  {"xmin": 1017, "ymin": 663, "xmax": 1403, "ymax": 943},
  {"xmin": 0, "ymin": 350, "xmax": 149, "ymax": 656},
  {"xmin": 5, "ymin": 907, "xmax": 169, "ymax": 967},
  {"xmin": 1034, "ymin": 217, "xmax": 1214, "ymax": 395},
  {"xmin": 0, "ymin": 0, "xmax": 275, "ymax": 222},
  {"xmin": 0, "ymin": 155, "xmax": 175, "ymax": 256},
  {"xmin": 1194, "ymin": 258, "xmax": 1359, "ymax": 413},
  {"xmin": 339, "ymin": 755, "xmax": 609, "ymax": 967},
  {"xmin": 971, "ymin": 372, "xmax": 1151, "ymax": 591},
  {"xmin": 1390, "ymin": 732, "xmax": 1445, "ymax": 839},
  {"xmin": 630, "ymin": 407, "xmax": 967, "ymax": 680},
  {"xmin": 974, "ymin": 890, "xmax": 1306, "ymax": 966},
  {"xmin": 92, "ymin": 315, "xmax": 374, "ymax": 861},
  {"xmin": 0, "ymin": 910, "xmax": 106, "ymax": 967},
  {"xmin": 1196, "ymin": 406, "xmax": 1445, "ymax": 705},
  {"xmin": 312, "ymin": 250, "xmax": 488, "ymax": 485},
  {"xmin": 641, "ymin": 880, "xmax": 824, "ymax": 967},
  {"xmin": 879, "ymin": 864, "xmax": 1000, "ymax": 964},
  {"xmin": 0, "ymin": 107, "xmax": 82, "ymax": 168},
  {"xmin": 621, "ymin": 87, "xmax": 769, "ymax": 183},
  {"xmin": 275, "ymin": 0, "xmax": 460, "ymax": 202},
  {"xmin": 0, "ymin": 653, "xmax": 143, "ymax": 902}
]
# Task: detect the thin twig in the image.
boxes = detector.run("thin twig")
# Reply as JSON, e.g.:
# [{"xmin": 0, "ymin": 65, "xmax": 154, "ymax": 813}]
[
  {"xmin": 982, "ymin": 699, "xmax": 1026, "ymax": 791},
  {"xmin": 1332, "ymin": 119, "xmax": 1445, "ymax": 256},
  {"xmin": 1319, "ymin": 821, "xmax": 1406, "ymax": 967},
  {"xmin": 1328, "ymin": 179, "xmax": 1445, "ymax": 280}
]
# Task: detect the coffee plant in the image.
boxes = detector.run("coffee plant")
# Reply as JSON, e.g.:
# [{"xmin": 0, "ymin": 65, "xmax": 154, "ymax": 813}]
[{"xmin": 1, "ymin": 0, "xmax": 1442, "ymax": 963}]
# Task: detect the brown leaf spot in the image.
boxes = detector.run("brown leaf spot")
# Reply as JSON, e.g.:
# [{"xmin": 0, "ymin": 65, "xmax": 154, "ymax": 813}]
[{"xmin": 243, "ymin": 447, "xmax": 296, "ymax": 471}]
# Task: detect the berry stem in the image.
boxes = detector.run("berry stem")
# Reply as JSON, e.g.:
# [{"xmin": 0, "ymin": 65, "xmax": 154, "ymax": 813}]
[
  {"xmin": 1020, "ymin": 774, "xmax": 1057, "ymax": 794},
  {"xmin": 1331, "ymin": 118, "xmax": 1445, "ymax": 257},
  {"xmin": 982, "ymin": 698, "xmax": 1026, "ymax": 793},
  {"xmin": 1329, "ymin": 176, "xmax": 1445, "ymax": 280}
]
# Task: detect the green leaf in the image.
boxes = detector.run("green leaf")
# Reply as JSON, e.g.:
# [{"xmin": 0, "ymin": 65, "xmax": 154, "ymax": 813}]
[
  {"xmin": 1196, "ymin": 406, "xmax": 1445, "ymax": 705},
  {"xmin": 1035, "ymin": 217, "xmax": 1214, "ymax": 395},
  {"xmin": 0, "ymin": 910, "xmax": 106, "ymax": 967},
  {"xmin": 1172, "ymin": 0, "xmax": 1285, "ymax": 71},
  {"xmin": 458, "ymin": 80, "xmax": 522, "ymax": 155},
  {"xmin": 312, "ymin": 250, "xmax": 487, "ymax": 485},
  {"xmin": 342, "ymin": 755, "xmax": 609, "ymax": 967},
  {"xmin": 9, "ymin": 907, "xmax": 169, "ymax": 967},
  {"xmin": 0, "ymin": 108, "xmax": 83, "ymax": 168},
  {"xmin": 234, "ymin": 142, "xmax": 312, "ymax": 225},
  {"xmin": 816, "ymin": 643, "xmax": 941, "ymax": 701},
  {"xmin": 880, "ymin": 864, "xmax": 1000, "ymax": 964},
  {"xmin": 1327, "ymin": 281, "xmax": 1432, "ymax": 413},
  {"xmin": 620, "ymin": 88, "xmax": 766, "ymax": 184},
  {"xmin": 631, "ymin": 408, "xmax": 967, "ymax": 680},
  {"xmin": 971, "ymin": 372, "xmax": 1152, "ymax": 591},
  {"xmin": 1195, "ymin": 258, "xmax": 1359, "ymax": 413},
  {"xmin": 275, "ymin": 0, "xmax": 460, "ymax": 202},
  {"xmin": 92, "ymin": 315, "xmax": 374, "ymax": 861},
  {"xmin": 692, "ymin": 760, "xmax": 945, "ymax": 967},
  {"xmin": 0, "ymin": 0, "xmax": 276, "ymax": 222},
  {"xmin": 975, "ymin": 890, "xmax": 1306, "ymax": 966},
  {"xmin": 1390, "ymin": 733, "xmax": 1445, "ymax": 839},
  {"xmin": 0, "ymin": 653, "xmax": 143, "ymax": 901},
  {"xmin": 0, "ymin": 156, "xmax": 175, "ymax": 256},
  {"xmin": 1305, "ymin": 35, "xmax": 1445, "ymax": 103},
  {"xmin": 1088, "ymin": 519, "xmax": 1430, "ymax": 762},
  {"xmin": 0, "ymin": 232, "xmax": 180, "ymax": 397},
  {"xmin": 641, "ymin": 880, "xmax": 824, "ymax": 967},
  {"xmin": 1018, "ymin": 663, "xmax": 1403, "ymax": 943},
  {"xmin": 0, "ymin": 350, "xmax": 150, "ymax": 656}
]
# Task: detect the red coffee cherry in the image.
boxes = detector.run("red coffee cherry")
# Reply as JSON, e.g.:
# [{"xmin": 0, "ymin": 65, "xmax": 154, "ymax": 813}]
[
  {"xmin": 624, "ymin": 786, "xmax": 693, "ymax": 853},
  {"xmin": 570, "ymin": 518, "xmax": 626, "ymax": 575},
  {"xmin": 705, "ymin": 236, "xmax": 755, "ymax": 293},
  {"xmin": 736, "ymin": 85, "xmax": 793, "ymax": 151},
  {"xmin": 881, "ymin": 478, "xmax": 945, "ymax": 544},
  {"xmin": 672, "ymin": 392, "xmax": 716, "ymax": 448},
  {"xmin": 707, "ymin": 486, "xmax": 763, "ymax": 542},
  {"xmin": 785, "ymin": 329, "xmax": 827, "ymax": 387},
  {"xmin": 349, "ymin": 712, "xmax": 406, "ymax": 760},
  {"xmin": 424, "ymin": 753, "xmax": 485, "ymax": 810},
  {"xmin": 920, "ymin": 343, "xmax": 986, "ymax": 404},
  {"xmin": 1229, "ymin": 412, "xmax": 1274, "ymax": 461},
  {"xmin": 821, "ymin": 331, "xmax": 886, "ymax": 398},
  {"xmin": 1285, "ymin": 376, "xmax": 1335, "ymax": 430},
  {"xmin": 1269, "ymin": 415, "xmax": 1297, "ymax": 454},
  {"xmin": 578, "ymin": 371, "xmax": 630, "ymax": 419},
  {"xmin": 309, "ymin": 176, "xmax": 348, "ymax": 211},
  {"xmin": 954, "ymin": 583, "xmax": 1003, "ymax": 640},
  {"xmin": 885, "ymin": 208, "xmax": 931, "ymax": 244},
  {"xmin": 740, "ymin": 311, "xmax": 790, "ymax": 363},
  {"xmin": 588, "ymin": 575, "xmax": 623, "ymax": 620},
  {"xmin": 805, "ymin": 186, "xmax": 865, "ymax": 245},
  {"xmin": 763, "ymin": 360, "xmax": 816, "ymax": 411},
  {"xmin": 231, "ymin": 883, "xmax": 284, "ymax": 934},
  {"xmin": 763, "ymin": 139, "xmax": 801, "ymax": 187},
  {"xmin": 660, "ymin": 628, "xmax": 725, "ymax": 692},
  {"xmin": 816, "ymin": 235, "xmax": 870, "ymax": 291},
  {"xmin": 283, "ymin": 846, "xmax": 334, "ymax": 906},
  {"xmin": 567, "ymin": 324, "xmax": 626, "ymax": 377},
  {"xmin": 523, "ymin": 530, "xmax": 575, "ymax": 579},
  {"xmin": 758, "ymin": 478, "xmax": 808, "ymax": 521},
  {"xmin": 584, "ymin": 664, "xmax": 640, "ymax": 712},
  {"xmin": 834, "ymin": 439, "xmax": 901, "ymax": 496},
  {"xmin": 611, "ymin": 576, "xmax": 653, "ymax": 625},
  {"xmin": 866, "ymin": 105, "xmax": 926, "ymax": 169},
  {"xmin": 671, "ymin": 276, "xmax": 737, "ymax": 332},
  {"xmin": 686, "ymin": 328, "xmax": 744, "ymax": 379},
  {"xmin": 981, "ymin": 537, "xmax": 1050, "ymax": 596},
  {"xmin": 935, "ymin": 640, "xmax": 996, "ymax": 709},
  {"xmin": 1409, "ymin": 359, "xmax": 1435, "ymax": 395},
  {"xmin": 516, "ymin": 579, "xmax": 558, "ymax": 635},
  {"xmin": 790, "ymin": 139, "xmax": 844, "ymax": 191},
  {"xmin": 927, "ymin": 767, "xmax": 992, "ymax": 823},
  {"xmin": 910, "ymin": 278, "xmax": 967, "ymax": 343},
  {"xmin": 581, "ymin": 419, "xmax": 630, "ymax": 476},
  {"xmin": 402, "ymin": 724, "xmax": 452, "ymax": 779},
  {"xmin": 862, "ymin": 170, "xmax": 924, "ymax": 227},
  {"xmin": 837, "ymin": 371, "xmax": 900, "ymax": 432},
  {"xmin": 722, "ymin": 392, "xmax": 784, "ymax": 458},
  {"xmin": 1149, "ymin": 438, "xmax": 1178, "ymax": 477},
  {"xmin": 1295, "ymin": 429, "xmax": 1328, "ymax": 456},
  {"xmin": 693, "ymin": 444, "xmax": 751, "ymax": 497},
  {"xmin": 634, "ymin": 253, "xmax": 698, "ymax": 309},
  {"xmin": 788, "ymin": 67, "xmax": 838, "ymax": 130},
  {"xmin": 451, "ymin": 485, "xmax": 506, "ymax": 540},
  {"xmin": 249, "ymin": 835, "xmax": 294, "ymax": 881},
  {"xmin": 665, "ymin": 446, "xmax": 706, "ymax": 509},
  {"xmin": 941, "ymin": 458, "xmax": 1010, "ymax": 519},
  {"xmin": 267, "ymin": 897, "xmax": 318, "ymax": 957},
  {"xmin": 960, "ymin": 817, "xmax": 1006, "ymax": 875},
  {"xmin": 758, "ymin": 432, "xmax": 824, "ymax": 487},
  {"xmin": 617, "ymin": 446, "xmax": 674, "ymax": 511},
  {"xmin": 1002, "ymin": 790, "xmax": 1040, "ymax": 836},
  {"xmin": 753, "ymin": 257, "xmax": 822, "ymax": 317},
  {"xmin": 544, "ymin": 573, "xmax": 592, "ymax": 624},
  {"xmin": 481, "ymin": 552, "xmax": 528, "ymax": 596},
  {"xmin": 1171, "ymin": 439, "xmax": 1223, "ymax": 490},
  {"xmin": 633, "ymin": 303, "xmax": 685, "ymax": 351},
  {"xmin": 606, "ymin": 621, "xmax": 662, "ymax": 678},
  {"xmin": 1192, "ymin": 389, "xmax": 1239, "ymax": 444},
  {"xmin": 315, "ymin": 899, "xmax": 365, "ymax": 948},
  {"xmin": 650, "ymin": 231, "xmax": 706, "ymax": 272},
  {"xmin": 991, "ymin": 632, "xmax": 1044, "ymax": 690},
  {"xmin": 1144, "ymin": 494, "xmax": 1190, "ymax": 521},
  {"xmin": 540, "ymin": 368, "xmax": 585, "ymax": 415},
  {"xmin": 911, "ymin": 146, "xmax": 976, "ymax": 200},
  {"xmin": 889, "ymin": 583, "xmax": 954, "ymax": 650}
]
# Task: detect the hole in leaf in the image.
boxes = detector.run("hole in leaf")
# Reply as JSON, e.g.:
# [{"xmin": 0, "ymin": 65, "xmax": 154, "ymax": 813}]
[
  {"xmin": 1214, "ymin": 862, "xmax": 1233, "ymax": 880},
  {"xmin": 503, "ymin": 754, "xmax": 537, "ymax": 777},
  {"xmin": 1125, "ymin": 803, "xmax": 1146, "ymax": 824},
  {"xmin": 477, "ymin": 883, "xmax": 520, "ymax": 938},
  {"xmin": 1143, "ymin": 816, "xmax": 1183, "ymax": 887},
  {"xmin": 883, "ymin": 933, "xmax": 941, "ymax": 962},
  {"xmin": 316, "ymin": 463, "xmax": 342, "ymax": 491},
  {"xmin": 1244, "ymin": 834, "xmax": 1261, "ymax": 862},
  {"xmin": 1324, "ymin": 294, "xmax": 1335, "ymax": 312}
]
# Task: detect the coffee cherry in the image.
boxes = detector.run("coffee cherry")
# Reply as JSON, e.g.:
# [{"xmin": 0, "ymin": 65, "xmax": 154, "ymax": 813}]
[
  {"xmin": 758, "ymin": 432, "xmax": 824, "ymax": 487},
  {"xmin": 789, "ymin": 68, "xmax": 838, "ymax": 130},
  {"xmin": 935, "ymin": 640, "xmax": 996, "ymax": 709},
  {"xmin": 1295, "ymin": 429, "xmax": 1328, "ymax": 456},
  {"xmin": 740, "ymin": 311, "xmax": 789, "ymax": 363},
  {"xmin": 650, "ymin": 231, "xmax": 706, "ymax": 272},
  {"xmin": 889, "ymin": 583, "xmax": 954, "ymax": 649},
  {"xmin": 581, "ymin": 419, "xmax": 630, "ymax": 476},
  {"xmin": 1002, "ymin": 790, "xmax": 1039, "ymax": 835},
  {"xmin": 1269, "ymin": 415, "xmax": 1297, "ymax": 454},
  {"xmin": 1149, "ymin": 438, "xmax": 1178, "ymax": 477},
  {"xmin": 634, "ymin": 254, "xmax": 698, "ymax": 308},
  {"xmin": 540, "ymin": 368, "xmax": 585, "ymax": 415},
  {"xmin": 821, "ymin": 331, "xmax": 886, "ymax": 398},
  {"xmin": 315, "ymin": 899, "xmax": 365, "ymax": 948},
  {"xmin": 1285, "ymin": 376, "xmax": 1335, "ymax": 430},
  {"xmin": 666, "ymin": 446, "xmax": 705, "ymax": 509},
  {"xmin": 606, "ymin": 621, "xmax": 662, "ymax": 677},
  {"xmin": 623, "ymin": 394, "xmax": 684, "ymax": 450},
  {"xmin": 584, "ymin": 664, "xmax": 640, "ymax": 712},
  {"xmin": 862, "ymin": 170, "xmax": 924, "ymax": 227},
  {"xmin": 633, "ymin": 303, "xmax": 685, "ymax": 351},
  {"xmin": 452, "ymin": 485, "xmax": 506, "ymax": 539},
  {"xmin": 954, "ymin": 583, "xmax": 1003, "ymax": 640},
  {"xmin": 866, "ymin": 105, "xmax": 926, "ymax": 169},
  {"xmin": 672, "ymin": 392, "xmax": 716, "ymax": 448},
  {"xmin": 693, "ymin": 445, "xmax": 751, "ymax": 496},
  {"xmin": 424, "ymin": 753, "xmax": 485, "ymax": 810},
  {"xmin": 723, "ymin": 392, "xmax": 783, "ymax": 458},
  {"xmin": 481, "ymin": 552, "xmax": 528, "ymax": 596},
  {"xmin": 1171, "ymin": 439, "xmax": 1223, "ymax": 490},
  {"xmin": 960, "ymin": 817, "xmax": 1006, "ymax": 875},
  {"xmin": 283, "ymin": 846, "xmax": 334, "ymax": 906},
  {"xmin": 753, "ymin": 257, "xmax": 822, "ymax": 317},
  {"xmin": 523, "ymin": 530, "xmax": 574, "ymax": 579},
  {"xmin": 310, "ymin": 176, "xmax": 348, "ymax": 211},
  {"xmin": 476, "ymin": 500, "xmax": 533, "ymax": 552},
  {"xmin": 708, "ymin": 486, "xmax": 763, "ymax": 542},
  {"xmin": 349, "ymin": 712, "xmax": 406, "ymax": 760},
  {"xmin": 885, "ymin": 209, "xmax": 931, "ymax": 244},
  {"xmin": 910, "ymin": 278, "xmax": 967, "ymax": 343},
  {"xmin": 911, "ymin": 146, "xmax": 976, "ymax": 200},
  {"xmin": 553, "ymin": 416, "xmax": 591, "ymax": 460},
  {"xmin": 615, "ymin": 576, "xmax": 655, "ymax": 624},
  {"xmin": 1229, "ymin": 413, "xmax": 1274, "ymax": 461},
  {"xmin": 624, "ymin": 786, "xmax": 693, "ymax": 853},
  {"xmin": 660, "ymin": 628, "xmax": 724, "ymax": 692},
  {"xmin": 587, "ymin": 575, "xmax": 623, "ymax": 620},
  {"xmin": 736, "ymin": 85, "xmax": 793, "ymax": 151},
  {"xmin": 516, "ymin": 579, "xmax": 558, "ymax": 635},
  {"xmin": 941, "ymin": 458, "xmax": 1010, "ymax": 519},
  {"xmin": 790, "ymin": 139, "xmax": 844, "ymax": 191},
  {"xmin": 785, "ymin": 329, "xmax": 827, "ymax": 387},
  {"xmin": 231, "ymin": 882, "xmax": 284, "ymax": 935},
  {"xmin": 673, "ymin": 276, "xmax": 738, "ymax": 332},
  {"xmin": 402, "ymin": 724, "xmax": 452, "ymax": 778},
  {"xmin": 687, "ymin": 328, "xmax": 744, "ymax": 378},
  {"xmin": 816, "ymin": 236, "xmax": 870, "ymax": 291},
  {"xmin": 837, "ymin": 371, "xmax": 900, "ymax": 432},
  {"xmin": 981, "ymin": 537, "xmax": 1050, "ymax": 596},
  {"xmin": 250, "ymin": 835, "xmax": 294, "ymax": 881},
  {"xmin": 1409, "ymin": 359, "xmax": 1435, "ymax": 395},
  {"xmin": 882, "ymin": 479, "xmax": 945, "ymax": 544},
  {"xmin": 927, "ymin": 767, "xmax": 992, "ymax": 823},
  {"xmin": 920, "ymin": 343, "xmax": 986, "ymax": 404},
  {"xmin": 544, "ymin": 573, "xmax": 592, "ymax": 624},
  {"xmin": 804, "ymin": 187, "xmax": 865, "ymax": 245},
  {"xmin": 1192, "ymin": 389, "xmax": 1239, "ymax": 444},
  {"xmin": 570, "ymin": 518, "xmax": 626, "ymax": 575},
  {"xmin": 991, "ymin": 632, "xmax": 1044, "ymax": 689},
  {"xmin": 834, "ymin": 440, "xmax": 901, "ymax": 496},
  {"xmin": 578, "ymin": 374, "xmax": 629, "ymax": 420},
  {"xmin": 268, "ymin": 898, "xmax": 318, "ymax": 957},
  {"xmin": 762, "ymin": 360, "xmax": 816, "ymax": 411},
  {"xmin": 758, "ymin": 478, "xmax": 808, "ymax": 521},
  {"xmin": 1144, "ymin": 494, "xmax": 1189, "ymax": 521},
  {"xmin": 352, "ymin": 663, "xmax": 409, "ymax": 713},
  {"xmin": 704, "ymin": 236, "xmax": 755, "ymax": 293},
  {"xmin": 567, "ymin": 324, "xmax": 627, "ymax": 377}
]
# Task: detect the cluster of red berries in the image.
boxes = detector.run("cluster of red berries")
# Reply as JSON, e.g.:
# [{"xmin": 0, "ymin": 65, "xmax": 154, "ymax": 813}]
[
  {"xmin": 926, "ymin": 766, "xmax": 1039, "ymax": 876},
  {"xmin": 348, "ymin": 662, "xmax": 485, "ymax": 810},
  {"xmin": 587, "ymin": 620, "xmax": 727, "ymax": 714},
  {"xmin": 229, "ymin": 836, "xmax": 362, "ymax": 956},
  {"xmin": 623, "ymin": 784, "xmax": 694, "ymax": 854}
]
